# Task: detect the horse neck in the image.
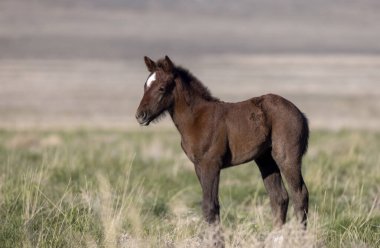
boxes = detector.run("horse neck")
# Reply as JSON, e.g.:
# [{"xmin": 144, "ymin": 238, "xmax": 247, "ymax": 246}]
[{"xmin": 169, "ymin": 80, "xmax": 209, "ymax": 132}]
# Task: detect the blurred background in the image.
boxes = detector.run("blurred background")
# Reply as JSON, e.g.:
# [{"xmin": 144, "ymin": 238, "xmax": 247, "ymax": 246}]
[{"xmin": 1, "ymin": 0, "xmax": 380, "ymax": 130}]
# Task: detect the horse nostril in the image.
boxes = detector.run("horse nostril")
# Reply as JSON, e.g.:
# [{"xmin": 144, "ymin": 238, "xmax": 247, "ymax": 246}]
[{"xmin": 136, "ymin": 111, "xmax": 146, "ymax": 120}]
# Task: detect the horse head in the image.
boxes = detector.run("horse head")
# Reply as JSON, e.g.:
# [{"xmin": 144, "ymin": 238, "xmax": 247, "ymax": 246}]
[{"xmin": 136, "ymin": 56, "xmax": 176, "ymax": 126}]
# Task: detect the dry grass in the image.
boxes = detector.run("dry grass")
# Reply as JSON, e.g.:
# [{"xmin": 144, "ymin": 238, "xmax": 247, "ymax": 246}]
[{"xmin": 0, "ymin": 129, "xmax": 379, "ymax": 247}]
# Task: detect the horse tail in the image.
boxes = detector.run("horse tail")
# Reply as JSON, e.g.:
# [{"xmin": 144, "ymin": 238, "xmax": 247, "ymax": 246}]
[{"xmin": 300, "ymin": 112, "xmax": 309, "ymax": 156}]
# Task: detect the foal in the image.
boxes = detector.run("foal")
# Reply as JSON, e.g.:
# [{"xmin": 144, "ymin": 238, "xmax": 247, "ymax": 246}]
[{"xmin": 136, "ymin": 56, "xmax": 309, "ymax": 230}]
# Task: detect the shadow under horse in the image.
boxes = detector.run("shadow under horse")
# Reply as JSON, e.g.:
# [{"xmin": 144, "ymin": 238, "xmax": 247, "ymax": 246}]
[{"xmin": 136, "ymin": 56, "xmax": 309, "ymax": 247}]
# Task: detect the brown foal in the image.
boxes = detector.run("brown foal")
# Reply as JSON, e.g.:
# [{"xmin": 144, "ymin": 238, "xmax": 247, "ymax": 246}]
[{"xmin": 136, "ymin": 56, "xmax": 309, "ymax": 233}]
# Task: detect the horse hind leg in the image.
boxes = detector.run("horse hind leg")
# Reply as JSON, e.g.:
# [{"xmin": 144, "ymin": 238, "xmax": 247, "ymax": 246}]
[
  {"xmin": 255, "ymin": 150, "xmax": 289, "ymax": 228},
  {"xmin": 271, "ymin": 146, "xmax": 309, "ymax": 227},
  {"xmin": 283, "ymin": 168, "xmax": 308, "ymax": 227}
]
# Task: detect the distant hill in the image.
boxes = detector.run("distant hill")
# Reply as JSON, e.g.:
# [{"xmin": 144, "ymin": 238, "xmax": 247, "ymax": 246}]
[{"xmin": 1, "ymin": 0, "xmax": 380, "ymax": 59}]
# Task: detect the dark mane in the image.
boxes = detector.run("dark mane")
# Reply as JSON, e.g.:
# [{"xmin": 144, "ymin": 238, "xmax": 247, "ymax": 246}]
[
  {"xmin": 157, "ymin": 59, "xmax": 219, "ymax": 102},
  {"xmin": 176, "ymin": 66, "xmax": 219, "ymax": 102}
]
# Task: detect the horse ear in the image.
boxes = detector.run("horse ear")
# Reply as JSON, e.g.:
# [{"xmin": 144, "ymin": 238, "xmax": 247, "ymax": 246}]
[
  {"xmin": 162, "ymin": 55, "xmax": 174, "ymax": 73},
  {"xmin": 144, "ymin": 56, "xmax": 156, "ymax": 72}
]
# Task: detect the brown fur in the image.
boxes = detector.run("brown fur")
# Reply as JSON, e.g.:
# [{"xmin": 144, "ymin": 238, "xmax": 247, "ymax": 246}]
[{"xmin": 136, "ymin": 56, "xmax": 309, "ymax": 244}]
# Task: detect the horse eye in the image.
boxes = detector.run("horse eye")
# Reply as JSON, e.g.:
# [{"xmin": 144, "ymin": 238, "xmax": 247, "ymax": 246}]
[{"xmin": 159, "ymin": 87, "xmax": 165, "ymax": 92}]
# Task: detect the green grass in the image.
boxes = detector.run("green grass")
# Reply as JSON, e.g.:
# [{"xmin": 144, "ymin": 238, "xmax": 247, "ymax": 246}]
[{"xmin": 0, "ymin": 129, "xmax": 379, "ymax": 247}]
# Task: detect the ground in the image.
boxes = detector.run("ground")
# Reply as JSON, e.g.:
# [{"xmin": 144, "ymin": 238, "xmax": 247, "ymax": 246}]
[{"xmin": 0, "ymin": 129, "xmax": 379, "ymax": 247}]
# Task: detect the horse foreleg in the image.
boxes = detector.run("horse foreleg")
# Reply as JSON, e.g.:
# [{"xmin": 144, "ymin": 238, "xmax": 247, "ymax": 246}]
[
  {"xmin": 195, "ymin": 162, "xmax": 224, "ymax": 247},
  {"xmin": 196, "ymin": 163, "xmax": 221, "ymax": 224}
]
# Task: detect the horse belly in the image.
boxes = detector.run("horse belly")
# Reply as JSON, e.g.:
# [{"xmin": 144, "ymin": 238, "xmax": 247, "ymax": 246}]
[
  {"xmin": 229, "ymin": 136, "xmax": 269, "ymax": 165},
  {"xmin": 226, "ymin": 117, "xmax": 270, "ymax": 165}
]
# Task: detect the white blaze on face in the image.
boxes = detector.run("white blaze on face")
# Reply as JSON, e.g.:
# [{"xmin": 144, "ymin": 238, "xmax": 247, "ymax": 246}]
[{"xmin": 146, "ymin": 72, "xmax": 156, "ymax": 88}]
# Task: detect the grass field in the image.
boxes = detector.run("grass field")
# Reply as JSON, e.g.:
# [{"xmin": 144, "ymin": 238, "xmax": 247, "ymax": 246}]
[{"xmin": 0, "ymin": 128, "xmax": 379, "ymax": 247}]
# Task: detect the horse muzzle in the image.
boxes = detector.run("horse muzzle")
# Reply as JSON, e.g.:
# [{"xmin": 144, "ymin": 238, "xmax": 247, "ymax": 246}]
[{"xmin": 135, "ymin": 111, "xmax": 150, "ymax": 126}]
